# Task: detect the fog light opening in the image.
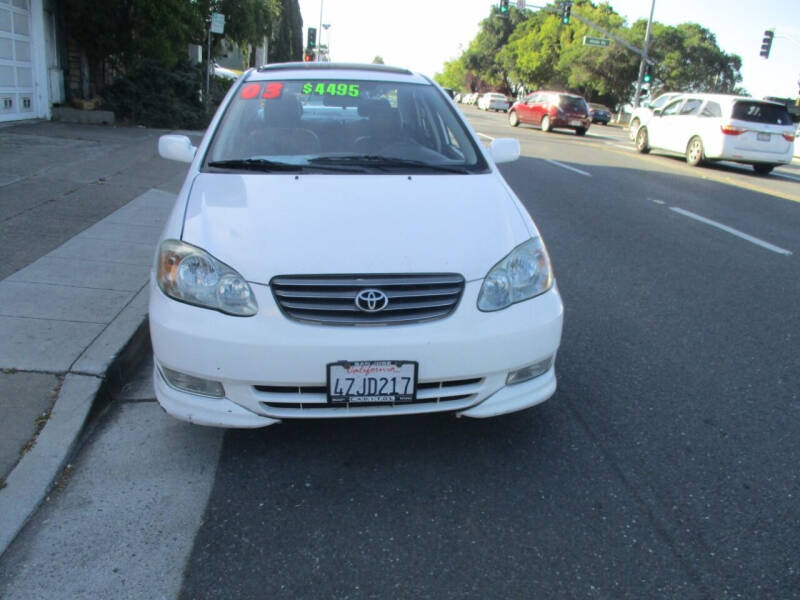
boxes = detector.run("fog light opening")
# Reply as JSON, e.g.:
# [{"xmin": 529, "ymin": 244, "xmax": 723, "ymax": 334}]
[
  {"xmin": 506, "ymin": 356, "xmax": 553, "ymax": 386},
  {"xmin": 159, "ymin": 365, "xmax": 225, "ymax": 398}
]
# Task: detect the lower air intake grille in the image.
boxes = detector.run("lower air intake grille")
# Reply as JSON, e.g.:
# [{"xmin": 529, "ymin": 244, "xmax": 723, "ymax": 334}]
[
  {"xmin": 254, "ymin": 377, "xmax": 483, "ymax": 409},
  {"xmin": 270, "ymin": 273, "xmax": 465, "ymax": 325}
]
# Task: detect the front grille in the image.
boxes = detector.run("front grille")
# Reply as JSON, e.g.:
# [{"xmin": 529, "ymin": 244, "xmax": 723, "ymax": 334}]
[
  {"xmin": 254, "ymin": 376, "xmax": 483, "ymax": 410},
  {"xmin": 270, "ymin": 274, "xmax": 465, "ymax": 325}
]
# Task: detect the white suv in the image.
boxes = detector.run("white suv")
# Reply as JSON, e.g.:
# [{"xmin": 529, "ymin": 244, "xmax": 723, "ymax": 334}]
[
  {"xmin": 634, "ymin": 93, "xmax": 796, "ymax": 174},
  {"xmin": 152, "ymin": 63, "xmax": 563, "ymax": 428}
]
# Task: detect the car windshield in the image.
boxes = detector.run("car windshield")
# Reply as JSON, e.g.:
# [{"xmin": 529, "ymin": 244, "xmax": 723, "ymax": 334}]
[
  {"xmin": 205, "ymin": 78, "xmax": 488, "ymax": 174},
  {"xmin": 731, "ymin": 101, "xmax": 792, "ymax": 125},
  {"xmin": 559, "ymin": 96, "xmax": 587, "ymax": 112},
  {"xmin": 650, "ymin": 94, "xmax": 674, "ymax": 109}
]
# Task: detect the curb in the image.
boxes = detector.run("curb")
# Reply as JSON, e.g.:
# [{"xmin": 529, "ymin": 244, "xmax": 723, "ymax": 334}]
[{"xmin": 0, "ymin": 313, "xmax": 151, "ymax": 558}]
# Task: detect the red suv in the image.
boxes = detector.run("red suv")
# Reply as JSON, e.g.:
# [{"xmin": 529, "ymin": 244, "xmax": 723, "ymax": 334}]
[{"xmin": 508, "ymin": 91, "xmax": 591, "ymax": 136}]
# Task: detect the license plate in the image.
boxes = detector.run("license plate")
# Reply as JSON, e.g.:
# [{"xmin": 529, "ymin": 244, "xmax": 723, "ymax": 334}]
[
  {"xmin": 757, "ymin": 132, "xmax": 770, "ymax": 141},
  {"xmin": 569, "ymin": 119, "xmax": 582, "ymax": 126},
  {"xmin": 327, "ymin": 361, "xmax": 417, "ymax": 404}
]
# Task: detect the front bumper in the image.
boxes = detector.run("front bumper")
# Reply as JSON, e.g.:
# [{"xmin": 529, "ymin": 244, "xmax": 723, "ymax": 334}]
[{"xmin": 149, "ymin": 278, "xmax": 564, "ymax": 428}]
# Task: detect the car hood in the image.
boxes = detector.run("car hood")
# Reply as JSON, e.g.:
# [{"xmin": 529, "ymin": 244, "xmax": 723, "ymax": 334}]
[{"xmin": 181, "ymin": 173, "xmax": 532, "ymax": 283}]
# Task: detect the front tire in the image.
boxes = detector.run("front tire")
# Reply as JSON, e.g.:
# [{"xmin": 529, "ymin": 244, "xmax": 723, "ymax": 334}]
[
  {"xmin": 629, "ymin": 118, "xmax": 640, "ymax": 140},
  {"xmin": 753, "ymin": 163, "xmax": 774, "ymax": 175},
  {"xmin": 575, "ymin": 127, "xmax": 586, "ymax": 136},
  {"xmin": 635, "ymin": 127, "xmax": 650, "ymax": 153},
  {"xmin": 541, "ymin": 115, "xmax": 551, "ymax": 132},
  {"xmin": 686, "ymin": 136, "xmax": 704, "ymax": 166},
  {"xmin": 508, "ymin": 110, "xmax": 519, "ymax": 127}
]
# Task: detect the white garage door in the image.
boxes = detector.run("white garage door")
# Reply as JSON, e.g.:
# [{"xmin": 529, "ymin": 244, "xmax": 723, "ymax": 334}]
[{"xmin": 0, "ymin": 0, "xmax": 35, "ymax": 122}]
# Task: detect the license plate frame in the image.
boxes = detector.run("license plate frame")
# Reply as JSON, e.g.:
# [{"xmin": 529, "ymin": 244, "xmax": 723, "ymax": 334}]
[
  {"xmin": 569, "ymin": 119, "xmax": 583, "ymax": 127},
  {"xmin": 757, "ymin": 132, "xmax": 770, "ymax": 142},
  {"xmin": 327, "ymin": 360, "xmax": 418, "ymax": 404}
]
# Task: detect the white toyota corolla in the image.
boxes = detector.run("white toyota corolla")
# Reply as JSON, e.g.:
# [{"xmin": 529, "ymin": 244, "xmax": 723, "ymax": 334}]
[{"xmin": 151, "ymin": 62, "xmax": 563, "ymax": 428}]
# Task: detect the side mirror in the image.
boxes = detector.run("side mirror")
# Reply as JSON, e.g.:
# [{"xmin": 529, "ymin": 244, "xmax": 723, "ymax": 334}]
[
  {"xmin": 653, "ymin": 109, "xmax": 663, "ymax": 117},
  {"xmin": 158, "ymin": 134, "xmax": 197, "ymax": 163},
  {"xmin": 488, "ymin": 138, "xmax": 520, "ymax": 164}
]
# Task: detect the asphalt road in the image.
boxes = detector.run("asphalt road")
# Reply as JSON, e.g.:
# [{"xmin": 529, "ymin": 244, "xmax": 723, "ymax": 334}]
[{"xmin": 1, "ymin": 107, "xmax": 798, "ymax": 599}]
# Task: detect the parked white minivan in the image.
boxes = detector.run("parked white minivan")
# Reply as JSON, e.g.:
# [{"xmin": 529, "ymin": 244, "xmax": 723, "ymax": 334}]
[{"xmin": 634, "ymin": 94, "xmax": 796, "ymax": 174}]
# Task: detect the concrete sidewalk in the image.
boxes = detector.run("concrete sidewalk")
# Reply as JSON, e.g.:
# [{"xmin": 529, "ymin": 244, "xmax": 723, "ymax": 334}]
[{"xmin": 0, "ymin": 121, "xmax": 193, "ymax": 556}]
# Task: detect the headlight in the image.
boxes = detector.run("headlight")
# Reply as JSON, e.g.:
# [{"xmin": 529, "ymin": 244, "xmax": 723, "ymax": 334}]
[
  {"xmin": 477, "ymin": 237, "xmax": 553, "ymax": 311},
  {"xmin": 156, "ymin": 239, "xmax": 258, "ymax": 316}
]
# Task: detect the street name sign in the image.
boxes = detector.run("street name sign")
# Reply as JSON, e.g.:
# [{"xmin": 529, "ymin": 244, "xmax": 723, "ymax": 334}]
[
  {"xmin": 583, "ymin": 36, "xmax": 610, "ymax": 47},
  {"xmin": 210, "ymin": 12, "xmax": 225, "ymax": 34}
]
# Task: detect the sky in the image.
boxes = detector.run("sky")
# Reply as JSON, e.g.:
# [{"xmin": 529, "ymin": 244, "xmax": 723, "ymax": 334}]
[{"xmin": 297, "ymin": 0, "xmax": 800, "ymax": 99}]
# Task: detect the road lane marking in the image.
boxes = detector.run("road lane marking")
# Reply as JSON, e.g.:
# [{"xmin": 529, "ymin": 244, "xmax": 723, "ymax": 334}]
[
  {"xmin": 610, "ymin": 143, "xmax": 635, "ymax": 152},
  {"xmin": 545, "ymin": 159, "xmax": 592, "ymax": 177},
  {"xmin": 648, "ymin": 198, "xmax": 666, "ymax": 205},
  {"xmin": 669, "ymin": 207, "xmax": 792, "ymax": 256},
  {"xmin": 476, "ymin": 132, "xmax": 495, "ymax": 140}
]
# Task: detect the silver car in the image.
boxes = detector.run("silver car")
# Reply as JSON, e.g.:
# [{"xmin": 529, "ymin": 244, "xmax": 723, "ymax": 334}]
[{"xmin": 628, "ymin": 92, "xmax": 681, "ymax": 140}]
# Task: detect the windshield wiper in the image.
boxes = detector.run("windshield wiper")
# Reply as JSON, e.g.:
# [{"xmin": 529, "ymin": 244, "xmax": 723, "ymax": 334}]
[
  {"xmin": 207, "ymin": 158, "xmax": 369, "ymax": 173},
  {"xmin": 309, "ymin": 155, "xmax": 471, "ymax": 174},
  {"xmin": 207, "ymin": 158, "xmax": 303, "ymax": 172}
]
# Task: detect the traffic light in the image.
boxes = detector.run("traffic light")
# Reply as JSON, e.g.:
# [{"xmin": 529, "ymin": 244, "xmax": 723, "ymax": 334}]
[
  {"xmin": 760, "ymin": 30, "xmax": 774, "ymax": 58},
  {"xmin": 499, "ymin": 0, "xmax": 509, "ymax": 14},
  {"xmin": 561, "ymin": 1, "xmax": 571, "ymax": 24},
  {"xmin": 643, "ymin": 64, "xmax": 652, "ymax": 83},
  {"xmin": 307, "ymin": 27, "xmax": 317, "ymax": 49},
  {"xmin": 304, "ymin": 52, "xmax": 313, "ymax": 62}
]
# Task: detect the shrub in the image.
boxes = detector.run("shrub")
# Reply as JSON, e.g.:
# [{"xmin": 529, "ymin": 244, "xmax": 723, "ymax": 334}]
[{"xmin": 104, "ymin": 59, "xmax": 234, "ymax": 129}]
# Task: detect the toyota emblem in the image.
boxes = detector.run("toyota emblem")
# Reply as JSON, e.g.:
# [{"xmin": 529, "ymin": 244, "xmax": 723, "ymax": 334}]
[{"xmin": 355, "ymin": 289, "xmax": 389, "ymax": 312}]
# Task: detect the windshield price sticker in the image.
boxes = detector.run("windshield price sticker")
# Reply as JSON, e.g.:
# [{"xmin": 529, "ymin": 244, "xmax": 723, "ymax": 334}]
[
  {"xmin": 302, "ymin": 82, "xmax": 360, "ymax": 97},
  {"xmin": 327, "ymin": 360, "xmax": 417, "ymax": 404},
  {"xmin": 239, "ymin": 82, "xmax": 284, "ymax": 100}
]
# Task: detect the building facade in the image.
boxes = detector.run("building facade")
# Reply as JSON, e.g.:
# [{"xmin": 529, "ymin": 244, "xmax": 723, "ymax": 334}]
[{"xmin": 0, "ymin": 0, "xmax": 62, "ymax": 123}]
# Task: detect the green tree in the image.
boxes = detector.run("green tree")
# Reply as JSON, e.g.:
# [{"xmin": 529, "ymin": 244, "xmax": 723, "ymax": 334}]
[
  {"xmin": 637, "ymin": 21, "xmax": 744, "ymax": 94},
  {"xmin": 497, "ymin": 5, "xmax": 563, "ymax": 93},
  {"xmin": 269, "ymin": 0, "xmax": 303, "ymax": 63},
  {"xmin": 191, "ymin": 0, "xmax": 281, "ymax": 65},
  {"xmin": 463, "ymin": 6, "xmax": 530, "ymax": 94},
  {"xmin": 434, "ymin": 58, "xmax": 468, "ymax": 91},
  {"xmin": 65, "ymin": 0, "xmax": 197, "ymax": 69},
  {"xmin": 555, "ymin": 1, "xmax": 638, "ymax": 106},
  {"xmin": 441, "ymin": 1, "xmax": 744, "ymax": 106}
]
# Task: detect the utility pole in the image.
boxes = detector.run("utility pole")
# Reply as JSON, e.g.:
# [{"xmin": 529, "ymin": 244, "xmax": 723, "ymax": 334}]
[
  {"xmin": 205, "ymin": 23, "xmax": 212, "ymax": 107},
  {"xmin": 317, "ymin": 0, "xmax": 324, "ymax": 60},
  {"xmin": 633, "ymin": 0, "xmax": 656, "ymax": 108},
  {"xmin": 322, "ymin": 23, "xmax": 331, "ymax": 61}
]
